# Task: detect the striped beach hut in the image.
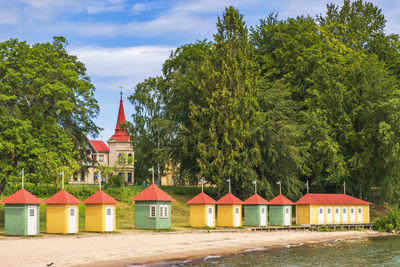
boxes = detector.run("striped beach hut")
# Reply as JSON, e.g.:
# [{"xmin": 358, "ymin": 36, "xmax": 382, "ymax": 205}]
[
  {"xmin": 45, "ymin": 189, "xmax": 82, "ymax": 234},
  {"xmin": 269, "ymin": 194, "xmax": 294, "ymax": 226},
  {"xmin": 3, "ymin": 188, "xmax": 43, "ymax": 236},
  {"xmin": 83, "ymin": 189, "xmax": 119, "ymax": 232},
  {"xmin": 216, "ymin": 193, "xmax": 243, "ymax": 227},
  {"xmin": 295, "ymin": 193, "xmax": 371, "ymax": 225},
  {"xmin": 187, "ymin": 192, "xmax": 217, "ymax": 227},
  {"xmin": 131, "ymin": 184, "xmax": 175, "ymax": 230},
  {"xmin": 243, "ymin": 193, "xmax": 269, "ymax": 227}
]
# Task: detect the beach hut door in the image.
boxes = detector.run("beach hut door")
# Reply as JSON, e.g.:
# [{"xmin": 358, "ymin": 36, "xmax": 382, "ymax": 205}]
[
  {"xmin": 234, "ymin": 206, "xmax": 241, "ymax": 227},
  {"xmin": 207, "ymin": 205, "xmax": 214, "ymax": 227},
  {"xmin": 350, "ymin": 207, "xmax": 356, "ymax": 223},
  {"xmin": 105, "ymin": 206, "xmax": 114, "ymax": 231},
  {"xmin": 318, "ymin": 207, "xmax": 325, "ymax": 224},
  {"xmin": 342, "ymin": 207, "xmax": 348, "ymax": 223},
  {"xmin": 326, "ymin": 207, "xmax": 332, "ymax": 224},
  {"xmin": 334, "ymin": 207, "xmax": 340, "ymax": 224},
  {"xmin": 68, "ymin": 206, "xmax": 77, "ymax": 233},
  {"xmin": 27, "ymin": 206, "xmax": 37, "ymax": 235},
  {"xmin": 284, "ymin": 206, "xmax": 291, "ymax": 225},
  {"xmin": 357, "ymin": 207, "xmax": 363, "ymax": 223},
  {"xmin": 260, "ymin": 206, "xmax": 267, "ymax": 226}
]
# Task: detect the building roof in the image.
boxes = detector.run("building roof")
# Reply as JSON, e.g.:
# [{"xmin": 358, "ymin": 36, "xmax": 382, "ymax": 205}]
[
  {"xmin": 243, "ymin": 193, "xmax": 269, "ymax": 205},
  {"xmin": 295, "ymin": 193, "xmax": 372, "ymax": 205},
  {"xmin": 131, "ymin": 184, "xmax": 175, "ymax": 202},
  {"xmin": 45, "ymin": 189, "xmax": 82, "ymax": 204},
  {"xmin": 83, "ymin": 189, "xmax": 119, "ymax": 204},
  {"xmin": 187, "ymin": 192, "xmax": 216, "ymax": 204},
  {"xmin": 110, "ymin": 94, "xmax": 130, "ymax": 141},
  {"xmin": 3, "ymin": 188, "xmax": 43, "ymax": 204},
  {"xmin": 89, "ymin": 140, "xmax": 110, "ymax": 153},
  {"xmin": 269, "ymin": 194, "xmax": 294, "ymax": 205},
  {"xmin": 216, "ymin": 192, "xmax": 243, "ymax": 205}
]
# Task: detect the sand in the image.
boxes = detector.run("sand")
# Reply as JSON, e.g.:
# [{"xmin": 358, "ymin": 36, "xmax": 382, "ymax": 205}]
[{"xmin": 0, "ymin": 230, "xmax": 385, "ymax": 267}]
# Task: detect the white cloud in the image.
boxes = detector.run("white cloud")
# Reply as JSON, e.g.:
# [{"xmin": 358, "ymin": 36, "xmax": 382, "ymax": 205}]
[{"xmin": 70, "ymin": 45, "xmax": 175, "ymax": 78}]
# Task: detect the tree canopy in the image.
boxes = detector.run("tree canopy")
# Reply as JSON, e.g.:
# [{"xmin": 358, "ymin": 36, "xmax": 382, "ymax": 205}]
[{"xmin": 0, "ymin": 37, "xmax": 100, "ymax": 194}]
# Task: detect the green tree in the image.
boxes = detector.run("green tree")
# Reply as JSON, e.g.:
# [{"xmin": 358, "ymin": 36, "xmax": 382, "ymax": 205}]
[
  {"xmin": 0, "ymin": 37, "xmax": 100, "ymax": 194},
  {"xmin": 162, "ymin": 41, "xmax": 212, "ymax": 184},
  {"xmin": 127, "ymin": 77, "xmax": 175, "ymax": 185},
  {"xmin": 189, "ymin": 7, "xmax": 260, "ymax": 197}
]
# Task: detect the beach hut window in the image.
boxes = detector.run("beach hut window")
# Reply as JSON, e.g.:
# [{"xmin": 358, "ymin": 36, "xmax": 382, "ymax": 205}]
[
  {"xmin": 149, "ymin": 205, "xmax": 156, "ymax": 218},
  {"xmin": 70, "ymin": 208, "xmax": 75, "ymax": 216},
  {"xmin": 208, "ymin": 207, "xmax": 213, "ymax": 214},
  {"xmin": 351, "ymin": 208, "xmax": 355, "ymax": 214},
  {"xmin": 29, "ymin": 209, "xmax": 35, "ymax": 217},
  {"xmin": 107, "ymin": 208, "xmax": 111, "ymax": 216},
  {"xmin": 327, "ymin": 208, "xmax": 331, "ymax": 214},
  {"xmin": 160, "ymin": 205, "xmax": 169, "ymax": 218},
  {"xmin": 343, "ymin": 208, "xmax": 346, "ymax": 213},
  {"xmin": 285, "ymin": 208, "xmax": 289, "ymax": 214},
  {"xmin": 319, "ymin": 208, "xmax": 323, "ymax": 214},
  {"xmin": 235, "ymin": 207, "xmax": 240, "ymax": 214}
]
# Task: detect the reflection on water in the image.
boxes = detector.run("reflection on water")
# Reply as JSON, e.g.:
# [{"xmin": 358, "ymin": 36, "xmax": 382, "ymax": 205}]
[{"xmin": 148, "ymin": 235, "xmax": 400, "ymax": 267}]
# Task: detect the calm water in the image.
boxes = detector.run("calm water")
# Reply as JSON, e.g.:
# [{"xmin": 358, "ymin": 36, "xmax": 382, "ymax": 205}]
[{"xmin": 145, "ymin": 235, "xmax": 400, "ymax": 267}]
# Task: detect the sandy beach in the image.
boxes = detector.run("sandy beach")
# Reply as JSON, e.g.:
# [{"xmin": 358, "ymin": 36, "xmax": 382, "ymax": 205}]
[{"xmin": 0, "ymin": 230, "xmax": 386, "ymax": 267}]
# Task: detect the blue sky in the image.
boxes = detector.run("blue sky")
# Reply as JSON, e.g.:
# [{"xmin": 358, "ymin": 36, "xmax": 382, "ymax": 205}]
[{"xmin": 1, "ymin": 0, "xmax": 399, "ymax": 141}]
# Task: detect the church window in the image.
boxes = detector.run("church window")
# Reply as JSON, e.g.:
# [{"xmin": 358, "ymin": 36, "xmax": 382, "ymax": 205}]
[
  {"xmin": 80, "ymin": 170, "xmax": 85, "ymax": 181},
  {"xmin": 128, "ymin": 173, "xmax": 132, "ymax": 183}
]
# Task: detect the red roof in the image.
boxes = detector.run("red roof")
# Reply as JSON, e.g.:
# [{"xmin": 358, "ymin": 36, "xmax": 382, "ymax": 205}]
[
  {"xmin": 3, "ymin": 188, "xmax": 43, "ymax": 204},
  {"xmin": 90, "ymin": 140, "xmax": 109, "ymax": 152},
  {"xmin": 187, "ymin": 192, "xmax": 216, "ymax": 204},
  {"xmin": 83, "ymin": 189, "xmax": 119, "ymax": 204},
  {"xmin": 269, "ymin": 194, "xmax": 294, "ymax": 205},
  {"xmin": 131, "ymin": 184, "xmax": 175, "ymax": 202},
  {"xmin": 216, "ymin": 193, "xmax": 243, "ymax": 205},
  {"xmin": 243, "ymin": 193, "xmax": 269, "ymax": 205},
  {"xmin": 295, "ymin": 193, "xmax": 372, "ymax": 205},
  {"xmin": 45, "ymin": 189, "xmax": 82, "ymax": 204},
  {"xmin": 110, "ymin": 94, "xmax": 130, "ymax": 141}
]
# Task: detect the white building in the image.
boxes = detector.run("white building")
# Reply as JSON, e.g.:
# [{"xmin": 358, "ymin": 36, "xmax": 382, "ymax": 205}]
[{"xmin": 70, "ymin": 93, "xmax": 134, "ymax": 185}]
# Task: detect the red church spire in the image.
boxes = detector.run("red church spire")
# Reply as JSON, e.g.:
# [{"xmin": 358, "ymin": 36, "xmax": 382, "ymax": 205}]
[{"xmin": 111, "ymin": 92, "xmax": 130, "ymax": 141}]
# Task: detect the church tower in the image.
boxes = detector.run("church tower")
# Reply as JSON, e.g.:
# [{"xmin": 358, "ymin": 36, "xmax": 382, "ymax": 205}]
[{"xmin": 107, "ymin": 92, "xmax": 134, "ymax": 184}]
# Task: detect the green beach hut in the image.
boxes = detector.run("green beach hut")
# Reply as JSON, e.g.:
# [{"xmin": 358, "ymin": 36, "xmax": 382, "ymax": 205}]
[
  {"xmin": 269, "ymin": 194, "xmax": 294, "ymax": 226},
  {"xmin": 243, "ymin": 193, "xmax": 269, "ymax": 227},
  {"xmin": 131, "ymin": 184, "xmax": 175, "ymax": 230},
  {"xmin": 3, "ymin": 188, "xmax": 43, "ymax": 236}
]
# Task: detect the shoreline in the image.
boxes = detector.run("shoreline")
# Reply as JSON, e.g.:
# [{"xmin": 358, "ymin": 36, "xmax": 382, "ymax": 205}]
[
  {"xmin": 77, "ymin": 231, "xmax": 387, "ymax": 267},
  {"xmin": 0, "ymin": 229, "xmax": 389, "ymax": 267}
]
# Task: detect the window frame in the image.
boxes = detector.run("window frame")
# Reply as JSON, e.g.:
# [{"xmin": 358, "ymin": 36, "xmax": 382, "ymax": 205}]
[{"xmin": 149, "ymin": 205, "xmax": 156, "ymax": 218}]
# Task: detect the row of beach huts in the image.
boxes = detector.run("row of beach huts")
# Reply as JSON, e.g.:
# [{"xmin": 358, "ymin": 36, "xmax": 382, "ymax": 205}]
[{"xmin": 0, "ymin": 183, "xmax": 371, "ymax": 236}]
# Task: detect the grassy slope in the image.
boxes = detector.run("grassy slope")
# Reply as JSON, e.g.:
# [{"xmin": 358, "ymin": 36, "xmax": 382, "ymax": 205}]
[{"xmin": 0, "ymin": 185, "xmax": 213, "ymax": 233}]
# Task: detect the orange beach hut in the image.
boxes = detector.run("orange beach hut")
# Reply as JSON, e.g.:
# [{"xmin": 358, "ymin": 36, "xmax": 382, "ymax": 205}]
[
  {"xmin": 295, "ymin": 193, "xmax": 371, "ymax": 225},
  {"xmin": 45, "ymin": 189, "xmax": 82, "ymax": 234},
  {"xmin": 216, "ymin": 193, "xmax": 243, "ymax": 227},
  {"xmin": 187, "ymin": 192, "xmax": 217, "ymax": 227},
  {"xmin": 84, "ymin": 189, "xmax": 119, "ymax": 232}
]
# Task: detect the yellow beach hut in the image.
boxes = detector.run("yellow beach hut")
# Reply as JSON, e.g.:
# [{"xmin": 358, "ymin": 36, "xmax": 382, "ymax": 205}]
[
  {"xmin": 45, "ymin": 189, "xmax": 82, "ymax": 234},
  {"xmin": 295, "ymin": 193, "xmax": 371, "ymax": 225},
  {"xmin": 216, "ymin": 193, "xmax": 243, "ymax": 227},
  {"xmin": 187, "ymin": 192, "xmax": 217, "ymax": 227},
  {"xmin": 83, "ymin": 189, "xmax": 119, "ymax": 232}
]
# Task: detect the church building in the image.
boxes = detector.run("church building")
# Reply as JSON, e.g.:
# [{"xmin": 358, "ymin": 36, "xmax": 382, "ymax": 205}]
[{"xmin": 70, "ymin": 93, "xmax": 134, "ymax": 185}]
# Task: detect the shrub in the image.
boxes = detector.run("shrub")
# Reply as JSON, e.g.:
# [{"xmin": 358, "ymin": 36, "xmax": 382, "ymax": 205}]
[{"xmin": 373, "ymin": 206, "xmax": 400, "ymax": 232}]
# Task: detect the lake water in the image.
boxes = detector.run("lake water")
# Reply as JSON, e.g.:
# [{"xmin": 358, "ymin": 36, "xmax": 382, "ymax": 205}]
[{"xmin": 146, "ymin": 235, "xmax": 400, "ymax": 267}]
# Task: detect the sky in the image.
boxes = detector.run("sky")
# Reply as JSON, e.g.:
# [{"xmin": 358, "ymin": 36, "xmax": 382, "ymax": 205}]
[{"xmin": 1, "ymin": 0, "xmax": 399, "ymax": 141}]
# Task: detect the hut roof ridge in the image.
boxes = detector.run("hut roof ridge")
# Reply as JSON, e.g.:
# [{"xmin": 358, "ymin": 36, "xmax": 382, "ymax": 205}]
[
  {"xmin": 131, "ymin": 184, "xmax": 175, "ymax": 202},
  {"xmin": 243, "ymin": 193, "xmax": 269, "ymax": 205},
  {"xmin": 295, "ymin": 193, "xmax": 371, "ymax": 205},
  {"xmin": 83, "ymin": 189, "xmax": 119, "ymax": 204},
  {"xmin": 216, "ymin": 192, "xmax": 243, "ymax": 205},
  {"xmin": 45, "ymin": 189, "xmax": 82, "ymax": 204},
  {"xmin": 187, "ymin": 192, "xmax": 216, "ymax": 204},
  {"xmin": 3, "ymin": 188, "xmax": 43, "ymax": 204},
  {"xmin": 269, "ymin": 194, "xmax": 294, "ymax": 205}
]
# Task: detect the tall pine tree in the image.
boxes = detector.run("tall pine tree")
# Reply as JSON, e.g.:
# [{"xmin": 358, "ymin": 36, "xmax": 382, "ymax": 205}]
[{"xmin": 190, "ymin": 7, "xmax": 260, "ymax": 197}]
